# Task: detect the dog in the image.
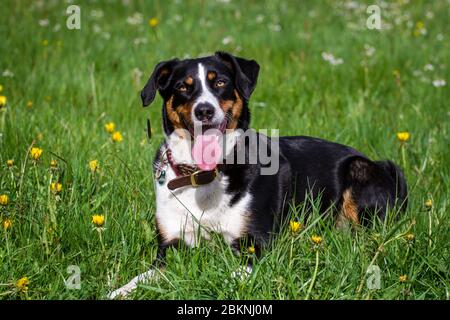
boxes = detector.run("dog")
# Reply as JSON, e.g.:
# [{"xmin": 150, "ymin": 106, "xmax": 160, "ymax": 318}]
[{"xmin": 108, "ymin": 52, "xmax": 407, "ymax": 299}]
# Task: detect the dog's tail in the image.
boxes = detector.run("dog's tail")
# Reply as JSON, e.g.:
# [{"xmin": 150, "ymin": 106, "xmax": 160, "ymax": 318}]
[{"xmin": 343, "ymin": 157, "xmax": 408, "ymax": 225}]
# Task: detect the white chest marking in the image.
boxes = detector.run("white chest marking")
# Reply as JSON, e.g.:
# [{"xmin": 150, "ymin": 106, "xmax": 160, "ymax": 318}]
[{"xmin": 156, "ymin": 133, "xmax": 250, "ymax": 246}]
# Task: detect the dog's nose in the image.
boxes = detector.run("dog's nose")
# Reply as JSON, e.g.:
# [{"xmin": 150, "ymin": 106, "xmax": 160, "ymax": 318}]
[{"xmin": 194, "ymin": 103, "xmax": 215, "ymax": 121}]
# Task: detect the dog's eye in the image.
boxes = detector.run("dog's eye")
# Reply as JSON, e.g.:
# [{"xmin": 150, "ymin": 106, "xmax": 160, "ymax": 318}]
[
  {"xmin": 177, "ymin": 84, "xmax": 187, "ymax": 92},
  {"xmin": 215, "ymin": 80, "xmax": 226, "ymax": 88}
]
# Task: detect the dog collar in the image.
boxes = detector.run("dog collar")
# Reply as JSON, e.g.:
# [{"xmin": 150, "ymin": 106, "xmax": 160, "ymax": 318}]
[{"xmin": 161, "ymin": 147, "xmax": 219, "ymax": 190}]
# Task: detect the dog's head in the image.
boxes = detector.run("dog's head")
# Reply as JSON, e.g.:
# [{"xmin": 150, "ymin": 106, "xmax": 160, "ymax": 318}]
[{"xmin": 141, "ymin": 52, "xmax": 259, "ymax": 136}]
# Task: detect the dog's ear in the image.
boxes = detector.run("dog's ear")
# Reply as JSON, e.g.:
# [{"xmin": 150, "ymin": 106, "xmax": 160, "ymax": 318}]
[
  {"xmin": 215, "ymin": 51, "xmax": 260, "ymax": 102},
  {"xmin": 141, "ymin": 59, "xmax": 179, "ymax": 107}
]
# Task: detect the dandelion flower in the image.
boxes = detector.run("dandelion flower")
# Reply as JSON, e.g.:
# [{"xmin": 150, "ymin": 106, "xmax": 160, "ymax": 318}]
[
  {"xmin": 3, "ymin": 218, "xmax": 12, "ymax": 230},
  {"xmin": 42, "ymin": 39, "xmax": 49, "ymax": 46},
  {"xmin": 399, "ymin": 275, "xmax": 407, "ymax": 282},
  {"xmin": 0, "ymin": 194, "xmax": 9, "ymax": 206},
  {"xmin": 424, "ymin": 199, "xmax": 432, "ymax": 209},
  {"xmin": 396, "ymin": 132, "xmax": 410, "ymax": 143},
  {"xmin": 247, "ymin": 245, "xmax": 255, "ymax": 254},
  {"xmin": 112, "ymin": 131, "xmax": 123, "ymax": 142},
  {"xmin": 311, "ymin": 235, "xmax": 323, "ymax": 245},
  {"xmin": 26, "ymin": 101, "xmax": 33, "ymax": 108},
  {"xmin": 7, "ymin": 159, "xmax": 14, "ymax": 167},
  {"xmin": 104, "ymin": 122, "xmax": 115, "ymax": 134},
  {"xmin": 30, "ymin": 147, "xmax": 43, "ymax": 160},
  {"xmin": 0, "ymin": 95, "xmax": 7, "ymax": 107},
  {"xmin": 50, "ymin": 159, "xmax": 58, "ymax": 169},
  {"xmin": 149, "ymin": 17, "xmax": 159, "ymax": 27},
  {"xmin": 89, "ymin": 160, "xmax": 99, "ymax": 172},
  {"xmin": 92, "ymin": 214, "xmax": 105, "ymax": 227},
  {"xmin": 289, "ymin": 220, "xmax": 301, "ymax": 234},
  {"xmin": 50, "ymin": 182, "xmax": 62, "ymax": 194},
  {"xmin": 405, "ymin": 233, "xmax": 415, "ymax": 242},
  {"xmin": 16, "ymin": 277, "xmax": 30, "ymax": 293}
]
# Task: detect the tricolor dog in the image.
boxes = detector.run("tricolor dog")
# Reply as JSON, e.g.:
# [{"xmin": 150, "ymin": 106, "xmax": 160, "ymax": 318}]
[{"xmin": 108, "ymin": 52, "xmax": 407, "ymax": 298}]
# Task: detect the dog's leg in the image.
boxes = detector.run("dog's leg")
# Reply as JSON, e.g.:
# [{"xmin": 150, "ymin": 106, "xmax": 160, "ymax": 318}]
[{"xmin": 107, "ymin": 238, "xmax": 180, "ymax": 299}]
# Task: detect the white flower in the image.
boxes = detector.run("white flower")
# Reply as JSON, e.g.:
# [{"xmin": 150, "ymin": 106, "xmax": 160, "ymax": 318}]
[
  {"xmin": 423, "ymin": 64, "xmax": 434, "ymax": 71},
  {"xmin": 53, "ymin": 24, "xmax": 61, "ymax": 32},
  {"xmin": 364, "ymin": 44, "xmax": 375, "ymax": 57},
  {"xmin": 133, "ymin": 37, "xmax": 148, "ymax": 45},
  {"xmin": 436, "ymin": 33, "xmax": 444, "ymax": 41},
  {"xmin": 2, "ymin": 70, "xmax": 14, "ymax": 77},
  {"xmin": 222, "ymin": 36, "xmax": 233, "ymax": 45},
  {"xmin": 93, "ymin": 25, "xmax": 101, "ymax": 33},
  {"xmin": 432, "ymin": 79, "xmax": 446, "ymax": 87},
  {"xmin": 425, "ymin": 11, "xmax": 434, "ymax": 19},
  {"xmin": 38, "ymin": 19, "xmax": 49, "ymax": 27},
  {"xmin": 174, "ymin": 15, "xmax": 182, "ymax": 22},
  {"xmin": 126, "ymin": 12, "xmax": 143, "ymax": 25},
  {"xmin": 322, "ymin": 52, "xmax": 334, "ymax": 62},
  {"xmin": 269, "ymin": 24, "xmax": 281, "ymax": 32},
  {"xmin": 255, "ymin": 15, "xmax": 264, "ymax": 23},
  {"xmin": 322, "ymin": 52, "xmax": 344, "ymax": 65}
]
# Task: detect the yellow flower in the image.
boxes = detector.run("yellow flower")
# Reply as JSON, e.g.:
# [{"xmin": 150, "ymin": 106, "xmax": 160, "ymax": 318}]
[
  {"xmin": 311, "ymin": 235, "xmax": 323, "ymax": 245},
  {"xmin": 399, "ymin": 275, "xmax": 407, "ymax": 282},
  {"xmin": 3, "ymin": 218, "xmax": 12, "ymax": 230},
  {"xmin": 112, "ymin": 131, "xmax": 123, "ymax": 142},
  {"xmin": 92, "ymin": 214, "xmax": 105, "ymax": 227},
  {"xmin": 0, "ymin": 95, "xmax": 7, "ymax": 107},
  {"xmin": 89, "ymin": 160, "xmax": 99, "ymax": 172},
  {"xmin": 0, "ymin": 84, "xmax": 3, "ymax": 92},
  {"xmin": 0, "ymin": 194, "xmax": 9, "ymax": 206},
  {"xmin": 396, "ymin": 132, "xmax": 410, "ymax": 143},
  {"xmin": 424, "ymin": 199, "xmax": 432, "ymax": 209},
  {"xmin": 44, "ymin": 96, "xmax": 52, "ymax": 102},
  {"xmin": 289, "ymin": 220, "xmax": 301, "ymax": 234},
  {"xmin": 7, "ymin": 159, "xmax": 14, "ymax": 167},
  {"xmin": 149, "ymin": 17, "xmax": 159, "ymax": 27},
  {"xmin": 16, "ymin": 277, "xmax": 30, "ymax": 293},
  {"xmin": 104, "ymin": 122, "xmax": 116, "ymax": 134},
  {"xmin": 42, "ymin": 39, "xmax": 49, "ymax": 46},
  {"xmin": 248, "ymin": 245, "xmax": 255, "ymax": 254},
  {"xmin": 50, "ymin": 159, "xmax": 58, "ymax": 169},
  {"xmin": 50, "ymin": 182, "xmax": 62, "ymax": 194},
  {"xmin": 405, "ymin": 233, "xmax": 415, "ymax": 242},
  {"xmin": 26, "ymin": 101, "xmax": 33, "ymax": 108},
  {"xmin": 30, "ymin": 147, "xmax": 43, "ymax": 160}
]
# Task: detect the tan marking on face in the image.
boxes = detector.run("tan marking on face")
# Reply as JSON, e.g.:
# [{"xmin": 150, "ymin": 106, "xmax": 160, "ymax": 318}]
[
  {"xmin": 207, "ymin": 71, "xmax": 216, "ymax": 81},
  {"xmin": 165, "ymin": 96, "xmax": 193, "ymax": 135},
  {"xmin": 336, "ymin": 188, "xmax": 359, "ymax": 228},
  {"xmin": 219, "ymin": 90, "xmax": 244, "ymax": 129},
  {"xmin": 185, "ymin": 76, "xmax": 193, "ymax": 85}
]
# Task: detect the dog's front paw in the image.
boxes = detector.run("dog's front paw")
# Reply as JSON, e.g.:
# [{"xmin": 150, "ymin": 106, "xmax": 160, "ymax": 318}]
[{"xmin": 107, "ymin": 283, "xmax": 137, "ymax": 300}]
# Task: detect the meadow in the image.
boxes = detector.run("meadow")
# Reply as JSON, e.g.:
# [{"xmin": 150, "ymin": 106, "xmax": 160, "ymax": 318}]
[{"xmin": 0, "ymin": 0, "xmax": 448, "ymax": 299}]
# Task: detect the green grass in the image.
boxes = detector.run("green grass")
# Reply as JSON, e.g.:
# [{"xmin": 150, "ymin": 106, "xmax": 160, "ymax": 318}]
[{"xmin": 0, "ymin": 0, "xmax": 449, "ymax": 300}]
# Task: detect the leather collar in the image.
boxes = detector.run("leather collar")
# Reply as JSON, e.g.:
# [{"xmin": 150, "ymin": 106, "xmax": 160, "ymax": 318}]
[{"xmin": 165, "ymin": 148, "xmax": 219, "ymax": 191}]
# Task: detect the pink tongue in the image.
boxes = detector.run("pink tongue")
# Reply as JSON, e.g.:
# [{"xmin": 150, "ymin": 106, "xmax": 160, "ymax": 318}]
[{"xmin": 192, "ymin": 134, "xmax": 222, "ymax": 171}]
